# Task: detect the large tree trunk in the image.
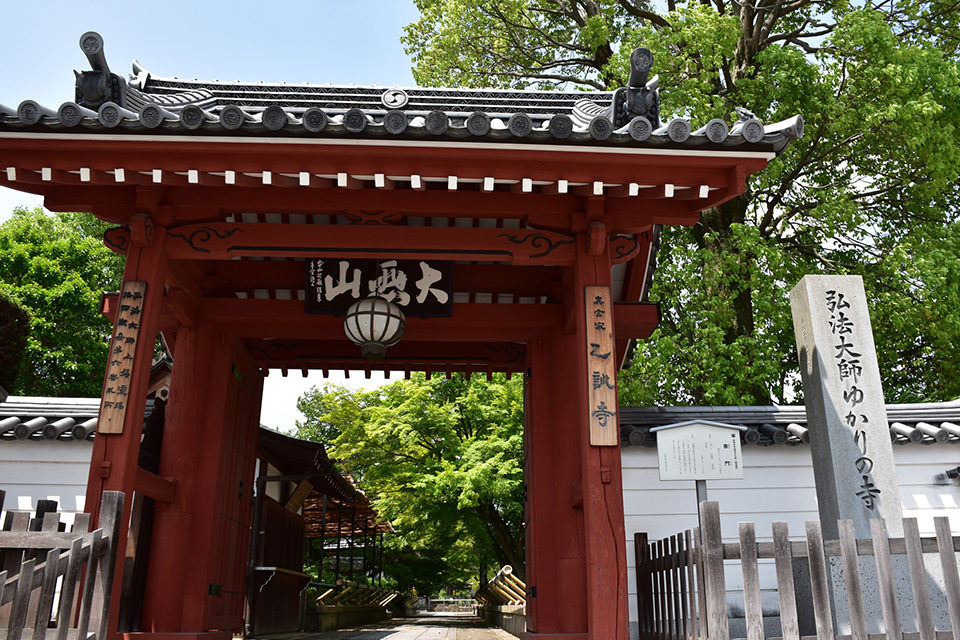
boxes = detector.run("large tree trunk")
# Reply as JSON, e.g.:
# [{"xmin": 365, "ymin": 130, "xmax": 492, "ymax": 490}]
[{"xmin": 477, "ymin": 502, "xmax": 525, "ymax": 580}]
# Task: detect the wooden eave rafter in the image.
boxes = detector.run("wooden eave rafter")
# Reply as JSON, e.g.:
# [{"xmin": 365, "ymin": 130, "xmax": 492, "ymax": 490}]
[
  {"xmin": 0, "ymin": 134, "xmax": 764, "ymax": 234},
  {"xmin": 303, "ymin": 495, "xmax": 393, "ymax": 538}
]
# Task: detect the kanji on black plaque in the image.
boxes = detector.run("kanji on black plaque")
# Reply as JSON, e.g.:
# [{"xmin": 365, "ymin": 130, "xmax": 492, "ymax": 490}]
[{"xmin": 305, "ymin": 258, "xmax": 452, "ymax": 316}]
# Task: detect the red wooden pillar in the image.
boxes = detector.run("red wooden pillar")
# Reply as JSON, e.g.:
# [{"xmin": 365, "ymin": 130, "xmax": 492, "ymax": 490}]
[
  {"xmin": 84, "ymin": 226, "xmax": 168, "ymax": 640},
  {"xmin": 140, "ymin": 321, "xmax": 213, "ymax": 633},
  {"xmin": 139, "ymin": 320, "xmax": 262, "ymax": 639},
  {"xmin": 524, "ymin": 233, "xmax": 629, "ymax": 640}
]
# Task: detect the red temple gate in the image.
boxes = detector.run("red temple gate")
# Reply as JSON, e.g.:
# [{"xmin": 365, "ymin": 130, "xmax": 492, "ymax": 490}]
[{"xmin": 0, "ymin": 33, "xmax": 800, "ymax": 640}]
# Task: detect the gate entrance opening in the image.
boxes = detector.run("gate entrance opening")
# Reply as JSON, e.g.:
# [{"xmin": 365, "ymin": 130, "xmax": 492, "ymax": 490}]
[{"xmin": 0, "ymin": 33, "xmax": 800, "ymax": 640}]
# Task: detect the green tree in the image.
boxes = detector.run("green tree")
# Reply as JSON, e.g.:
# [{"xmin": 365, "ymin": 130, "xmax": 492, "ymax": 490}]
[
  {"xmin": 0, "ymin": 207, "xmax": 123, "ymax": 396},
  {"xmin": 295, "ymin": 374, "xmax": 525, "ymax": 594},
  {"xmin": 404, "ymin": 0, "xmax": 960, "ymax": 404}
]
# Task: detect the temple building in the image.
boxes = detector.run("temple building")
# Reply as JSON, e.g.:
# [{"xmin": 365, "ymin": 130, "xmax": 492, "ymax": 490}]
[{"xmin": 0, "ymin": 32, "xmax": 802, "ymax": 640}]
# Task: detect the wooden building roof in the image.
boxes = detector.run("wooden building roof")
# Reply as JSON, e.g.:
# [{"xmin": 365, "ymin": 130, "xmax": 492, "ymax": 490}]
[
  {"xmin": 620, "ymin": 399, "xmax": 960, "ymax": 447},
  {"xmin": 0, "ymin": 32, "xmax": 802, "ymax": 153}
]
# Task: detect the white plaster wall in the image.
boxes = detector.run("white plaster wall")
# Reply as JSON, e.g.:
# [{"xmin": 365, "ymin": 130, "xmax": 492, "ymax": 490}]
[
  {"xmin": 622, "ymin": 444, "xmax": 960, "ymax": 638},
  {"xmin": 0, "ymin": 440, "xmax": 93, "ymax": 527}
]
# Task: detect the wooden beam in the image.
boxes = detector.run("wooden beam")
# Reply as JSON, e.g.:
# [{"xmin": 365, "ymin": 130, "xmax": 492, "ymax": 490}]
[
  {"xmin": 198, "ymin": 298, "xmax": 560, "ymax": 341},
  {"xmin": 164, "ymin": 288, "xmax": 198, "ymax": 328},
  {"xmin": 246, "ymin": 339, "xmax": 527, "ymax": 369},
  {"xmin": 165, "ymin": 222, "xmax": 577, "ymax": 265},
  {"xmin": 613, "ymin": 302, "xmax": 660, "ymax": 340},
  {"xmin": 0, "ymin": 136, "xmax": 765, "ymax": 187},
  {"xmin": 197, "ymin": 261, "xmax": 561, "ymax": 299},
  {"xmin": 134, "ymin": 468, "xmax": 176, "ymax": 504}
]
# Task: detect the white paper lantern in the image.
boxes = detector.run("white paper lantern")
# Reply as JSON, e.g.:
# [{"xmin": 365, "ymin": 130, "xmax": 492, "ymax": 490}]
[{"xmin": 343, "ymin": 296, "xmax": 406, "ymax": 360}]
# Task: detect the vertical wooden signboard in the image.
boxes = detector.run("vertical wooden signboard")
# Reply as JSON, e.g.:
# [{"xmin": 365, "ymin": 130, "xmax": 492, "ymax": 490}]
[
  {"xmin": 585, "ymin": 285, "xmax": 619, "ymax": 446},
  {"xmin": 98, "ymin": 281, "xmax": 147, "ymax": 434}
]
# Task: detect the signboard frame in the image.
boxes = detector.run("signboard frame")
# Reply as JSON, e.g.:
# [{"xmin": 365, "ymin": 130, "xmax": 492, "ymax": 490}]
[
  {"xmin": 651, "ymin": 420, "xmax": 748, "ymax": 481},
  {"xmin": 304, "ymin": 257, "xmax": 453, "ymax": 317}
]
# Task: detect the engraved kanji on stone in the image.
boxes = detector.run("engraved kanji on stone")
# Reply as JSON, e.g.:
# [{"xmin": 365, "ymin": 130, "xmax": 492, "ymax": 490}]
[
  {"xmin": 856, "ymin": 477, "xmax": 880, "ymax": 510},
  {"xmin": 834, "ymin": 337, "xmax": 861, "ymax": 360},
  {"xmin": 843, "ymin": 385, "xmax": 864, "ymax": 407},
  {"xmin": 830, "ymin": 311, "xmax": 854, "ymax": 335},
  {"xmin": 838, "ymin": 358, "xmax": 862, "ymax": 381},
  {"xmin": 826, "ymin": 290, "xmax": 851, "ymax": 312}
]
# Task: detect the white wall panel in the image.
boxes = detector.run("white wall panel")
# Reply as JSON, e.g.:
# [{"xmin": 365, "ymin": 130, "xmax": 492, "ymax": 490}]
[
  {"xmin": 622, "ymin": 442, "xmax": 960, "ymax": 638},
  {"xmin": 0, "ymin": 441, "xmax": 92, "ymax": 519}
]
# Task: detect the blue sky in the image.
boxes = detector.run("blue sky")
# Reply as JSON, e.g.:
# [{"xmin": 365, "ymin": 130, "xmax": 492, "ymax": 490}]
[
  {"xmin": 1, "ymin": 0, "xmax": 421, "ymax": 216},
  {"xmin": 1, "ymin": 1, "xmax": 424, "ymax": 428}
]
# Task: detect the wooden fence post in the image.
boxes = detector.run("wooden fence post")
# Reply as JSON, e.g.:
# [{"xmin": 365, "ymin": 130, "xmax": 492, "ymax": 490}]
[
  {"xmin": 771, "ymin": 522, "xmax": 799, "ymax": 640},
  {"xmin": 91, "ymin": 491, "xmax": 124, "ymax": 640},
  {"xmin": 869, "ymin": 518, "xmax": 902, "ymax": 640},
  {"xmin": 635, "ymin": 533, "xmax": 652, "ymax": 638},
  {"xmin": 698, "ymin": 501, "xmax": 728, "ymax": 640},
  {"xmin": 738, "ymin": 522, "xmax": 763, "ymax": 640},
  {"xmin": 804, "ymin": 520, "xmax": 834, "ymax": 640}
]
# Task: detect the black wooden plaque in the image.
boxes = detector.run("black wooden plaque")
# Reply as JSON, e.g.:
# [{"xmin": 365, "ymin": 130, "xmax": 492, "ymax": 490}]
[{"xmin": 305, "ymin": 258, "xmax": 452, "ymax": 316}]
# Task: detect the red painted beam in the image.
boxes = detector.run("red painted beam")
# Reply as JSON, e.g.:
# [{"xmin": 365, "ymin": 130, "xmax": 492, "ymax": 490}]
[
  {"xmin": 198, "ymin": 299, "xmax": 561, "ymax": 341},
  {"xmin": 134, "ymin": 468, "xmax": 176, "ymax": 504},
  {"xmin": 190, "ymin": 261, "xmax": 562, "ymax": 299},
  {"xmin": 246, "ymin": 339, "xmax": 527, "ymax": 370},
  {"xmin": 613, "ymin": 302, "xmax": 660, "ymax": 340},
  {"xmin": 165, "ymin": 222, "xmax": 577, "ymax": 265},
  {"xmin": 0, "ymin": 136, "xmax": 770, "ymax": 186}
]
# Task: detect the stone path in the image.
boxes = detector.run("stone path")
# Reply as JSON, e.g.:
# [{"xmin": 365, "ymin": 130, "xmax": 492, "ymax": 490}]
[{"xmin": 263, "ymin": 613, "xmax": 517, "ymax": 640}]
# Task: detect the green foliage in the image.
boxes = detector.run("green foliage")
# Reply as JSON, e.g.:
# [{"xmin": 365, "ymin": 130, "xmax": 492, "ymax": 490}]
[
  {"xmin": 295, "ymin": 374, "xmax": 524, "ymax": 594},
  {"xmin": 0, "ymin": 207, "xmax": 123, "ymax": 396},
  {"xmin": 0, "ymin": 293, "xmax": 30, "ymax": 391},
  {"xmin": 403, "ymin": 0, "xmax": 629, "ymax": 89},
  {"xmin": 406, "ymin": 0, "xmax": 960, "ymax": 404}
]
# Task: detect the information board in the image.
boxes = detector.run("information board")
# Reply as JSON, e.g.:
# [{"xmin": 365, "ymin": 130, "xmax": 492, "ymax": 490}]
[
  {"xmin": 652, "ymin": 421, "xmax": 745, "ymax": 481},
  {"xmin": 98, "ymin": 280, "xmax": 147, "ymax": 434},
  {"xmin": 584, "ymin": 285, "xmax": 619, "ymax": 446}
]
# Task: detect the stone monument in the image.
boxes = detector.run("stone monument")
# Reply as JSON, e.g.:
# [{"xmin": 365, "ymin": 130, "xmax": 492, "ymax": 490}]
[
  {"xmin": 790, "ymin": 274, "xmax": 902, "ymax": 537},
  {"xmin": 790, "ymin": 275, "xmax": 933, "ymax": 635}
]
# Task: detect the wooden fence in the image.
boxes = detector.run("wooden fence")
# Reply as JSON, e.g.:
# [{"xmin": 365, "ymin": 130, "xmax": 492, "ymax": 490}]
[
  {"xmin": 0, "ymin": 490, "xmax": 124, "ymax": 640},
  {"xmin": 636, "ymin": 501, "xmax": 960, "ymax": 640}
]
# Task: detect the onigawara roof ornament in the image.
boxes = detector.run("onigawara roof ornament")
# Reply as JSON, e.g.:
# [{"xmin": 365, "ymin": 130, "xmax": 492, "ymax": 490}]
[{"xmin": 0, "ymin": 32, "xmax": 803, "ymax": 153}]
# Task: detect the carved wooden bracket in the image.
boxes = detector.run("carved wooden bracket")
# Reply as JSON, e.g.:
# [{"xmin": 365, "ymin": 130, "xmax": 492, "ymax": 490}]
[
  {"xmin": 342, "ymin": 211, "xmax": 403, "ymax": 225},
  {"xmin": 166, "ymin": 222, "xmax": 577, "ymax": 265},
  {"xmin": 103, "ymin": 226, "xmax": 131, "ymax": 255},
  {"xmin": 610, "ymin": 234, "xmax": 643, "ymax": 264},
  {"xmin": 130, "ymin": 214, "xmax": 155, "ymax": 247}
]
